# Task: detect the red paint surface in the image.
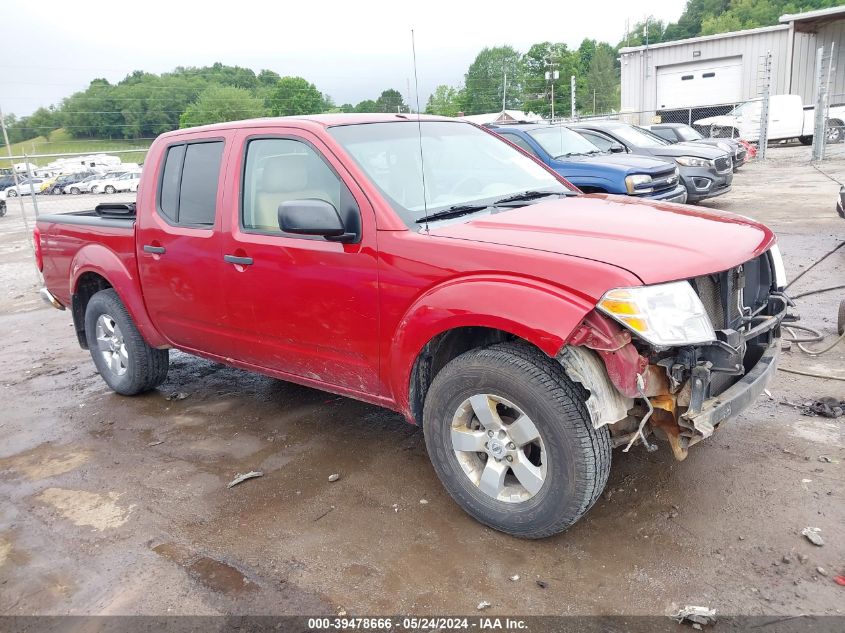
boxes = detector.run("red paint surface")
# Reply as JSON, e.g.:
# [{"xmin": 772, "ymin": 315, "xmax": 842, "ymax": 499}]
[{"xmin": 38, "ymin": 114, "xmax": 777, "ymax": 422}]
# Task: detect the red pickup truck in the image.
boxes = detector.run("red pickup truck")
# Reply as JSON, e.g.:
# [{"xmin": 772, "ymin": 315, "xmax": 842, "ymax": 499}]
[{"xmin": 35, "ymin": 114, "xmax": 787, "ymax": 538}]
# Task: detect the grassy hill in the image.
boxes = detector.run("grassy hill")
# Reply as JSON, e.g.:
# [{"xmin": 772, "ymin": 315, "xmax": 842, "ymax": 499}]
[{"xmin": 1, "ymin": 129, "xmax": 153, "ymax": 169}]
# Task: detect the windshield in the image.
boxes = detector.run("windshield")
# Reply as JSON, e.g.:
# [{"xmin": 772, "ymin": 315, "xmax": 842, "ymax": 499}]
[
  {"xmin": 329, "ymin": 121, "xmax": 570, "ymax": 227},
  {"xmin": 527, "ymin": 126, "xmax": 601, "ymax": 158},
  {"xmin": 675, "ymin": 125, "xmax": 704, "ymax": 141},
  {"xmin": 612, "ymin": 125, "xmax": 669, "ymax": 148}
]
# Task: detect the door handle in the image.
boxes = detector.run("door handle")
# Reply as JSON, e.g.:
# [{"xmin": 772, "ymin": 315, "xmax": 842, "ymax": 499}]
[
  {"xmin": 143, "ymin": 245, "xmax": 166, "ymax": 254},
  {"xmin": 224, "ymin": 254, "xmax": 253, "ymax": 266}
]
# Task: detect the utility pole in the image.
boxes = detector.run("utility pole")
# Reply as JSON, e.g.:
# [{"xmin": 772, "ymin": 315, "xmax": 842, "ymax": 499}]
[
  {"xmin": 502, "ymin": 72, "xmax": 508, "ymax": 113},
  {"xmin": 545, "ymin": 59, "xmax": 559, "ymax": 123},
  {"xmin": 571, "ymin": 75, "xmax": 577, "ymax": 119}
]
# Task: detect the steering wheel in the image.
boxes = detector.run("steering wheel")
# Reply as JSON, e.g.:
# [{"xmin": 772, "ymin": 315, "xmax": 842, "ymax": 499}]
[{"xmin": 449, "ymin": 175, "xmax": 484, "ymax": 197}]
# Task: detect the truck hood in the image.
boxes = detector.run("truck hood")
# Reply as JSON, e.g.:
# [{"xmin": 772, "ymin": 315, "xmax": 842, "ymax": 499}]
[
  {"xmin": 694, "ymin": 115, "xmax": 737, "ymax": 127},
  {"xmin": 563, "ymin": 152, "xmax": 675, "ymax": 176},
  {"xmin": 430, "ymin": 195, "xmax": 775, "ymax": 285}
]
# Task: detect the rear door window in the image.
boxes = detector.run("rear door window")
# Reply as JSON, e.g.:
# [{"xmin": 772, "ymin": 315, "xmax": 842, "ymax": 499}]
[{"xmin": 157, "ymin": 140, "xmax": 224, "ymax": 227}]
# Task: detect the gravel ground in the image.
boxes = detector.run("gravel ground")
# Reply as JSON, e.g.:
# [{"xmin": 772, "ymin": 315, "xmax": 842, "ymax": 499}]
[{"xmin": 0, "ymin": 146, "xmax": 843, "ymax": 617}]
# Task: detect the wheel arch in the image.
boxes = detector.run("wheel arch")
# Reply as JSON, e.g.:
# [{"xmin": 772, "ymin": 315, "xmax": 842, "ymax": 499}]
[
  {"xmin": 392, "ymin": 276, "xmax": 596, "ymax": 424},
  {"xmin": 69, "ymin": 244, "xmax": 167, "ymax": 349}
]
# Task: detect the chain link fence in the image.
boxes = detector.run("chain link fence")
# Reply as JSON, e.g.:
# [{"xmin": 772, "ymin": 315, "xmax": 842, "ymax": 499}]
[{"xmin": 0, "ymin": 149, "xmax": 147, "ymax": 235}]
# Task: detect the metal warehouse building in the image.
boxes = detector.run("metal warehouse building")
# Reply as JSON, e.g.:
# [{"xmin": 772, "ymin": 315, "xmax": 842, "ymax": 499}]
[{"xmin": 619, "ymin": 6, "xmax": 845, "ymax": 122}]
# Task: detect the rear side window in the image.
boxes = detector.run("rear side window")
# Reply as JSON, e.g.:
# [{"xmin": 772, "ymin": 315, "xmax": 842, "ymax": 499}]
[{"xmin": 157, "ymin": 141, "xmax": 224, "ymax": 227}]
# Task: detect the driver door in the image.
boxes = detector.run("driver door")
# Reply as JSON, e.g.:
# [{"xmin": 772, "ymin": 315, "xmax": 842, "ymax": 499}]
[{"xmin": 217, "ymin": 128, "xmax": 382, "ymax": 396}]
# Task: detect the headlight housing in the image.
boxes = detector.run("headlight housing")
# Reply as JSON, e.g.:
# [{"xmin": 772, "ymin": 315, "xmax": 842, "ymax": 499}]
[
  {"xmin": 598, "ymin": 281, "xmax": 716, "ymax": 347},
  {"xmin": 769, "ymin": 244, "xmax": 787, "ymax": 289},
  {"xmin": 625, "ymin": 174, "xmax": 653, "ymax": 194},
  {"xmin": 675, "ymin": 156, "xmax": 711, "ymax": 168}
]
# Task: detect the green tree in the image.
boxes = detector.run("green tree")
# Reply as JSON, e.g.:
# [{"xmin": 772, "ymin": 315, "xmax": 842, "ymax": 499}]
[
  {"xmin": 375, "ymin": 89, "xmax": 407, "ymax": 113},
  {"xmin": 581, "ymin": 45, "xmax": 619, "ymax": 114},
  {"xmin": 425, "ymin": 85, "xmax": 463, "ymax": 116},
  {"xmin": 179, "ymin": 85, "xmax": 266, "ymax": 128},
  {"xmin": 268, "ymin": 76, "xmax": 326, "ymax": 116},
  {"xmin": 463, "ymin": 46, "xmax": 522, "ymax": 114},
  {"xmin": 519, "ymin": 42, "xmax": 576, "ymax": 118},
  {"xmin": 354, "ymin": 99, "xmax": 378, "ymax": 113}
]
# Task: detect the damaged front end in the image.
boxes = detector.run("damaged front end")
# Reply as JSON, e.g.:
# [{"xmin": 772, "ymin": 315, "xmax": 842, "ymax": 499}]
[{"xmin": 558, "ymin": 250, "xmax": 788, "ymax": 460}]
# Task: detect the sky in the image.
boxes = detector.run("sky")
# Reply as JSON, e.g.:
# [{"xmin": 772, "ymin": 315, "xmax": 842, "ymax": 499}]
[{"xmin": 0, "ymin": 0, "xmax": 686, "ymax": 117}]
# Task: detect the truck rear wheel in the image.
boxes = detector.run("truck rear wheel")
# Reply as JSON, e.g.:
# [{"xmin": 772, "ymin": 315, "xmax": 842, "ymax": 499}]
[
  {"xmin": 827, "ymin": 120, "xmax": 844, "ymax": 144},
  {"xmin": 422, "ymin": 342, "xmax": 611, "ymax": 539},
  {"xmin": 84, "ymin": 289, "xmax": 169, "ymax": 395}
]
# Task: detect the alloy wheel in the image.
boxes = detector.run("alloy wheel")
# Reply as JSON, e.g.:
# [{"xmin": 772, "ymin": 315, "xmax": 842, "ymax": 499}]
[
  {"xmin": 450, "ymin": 393, "xmax": 547, "ymax": 503},
  {"xmin": 95, "ymin": 314, "xmax": 129, "ymax": 376}
]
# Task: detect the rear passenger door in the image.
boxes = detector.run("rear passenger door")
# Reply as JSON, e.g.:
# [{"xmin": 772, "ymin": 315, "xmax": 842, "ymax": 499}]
[{"xmin": 136, "ymin": 136, "xmax": 231, "ymax": 354}]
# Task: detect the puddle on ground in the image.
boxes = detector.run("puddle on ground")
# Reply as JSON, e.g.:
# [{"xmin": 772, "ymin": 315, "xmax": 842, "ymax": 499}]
[
  {"xmin": 37, "ymin": 488, "xmax": 134, "ymax": 530},
  {"xmin": 153, "ymin": 542, "xmax": 257, "ymax": 595}
]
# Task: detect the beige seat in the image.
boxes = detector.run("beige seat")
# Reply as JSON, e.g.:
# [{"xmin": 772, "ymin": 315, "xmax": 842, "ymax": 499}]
[{"xmin": 251, "ymin": 154, "xmax": 336, "ymax": 231}]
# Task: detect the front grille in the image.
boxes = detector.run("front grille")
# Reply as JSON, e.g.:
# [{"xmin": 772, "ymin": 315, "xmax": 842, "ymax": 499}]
[
  {"xmin": 714, "ymin": 156, "xmax": 732, "ymax": 173},
  {"xmin": 689, "ymin": 253, "xmax": 773, "ymax": 395},
  {"xmin": 650, "ymin": 168, "xmax": 679, "ymax": 193}
]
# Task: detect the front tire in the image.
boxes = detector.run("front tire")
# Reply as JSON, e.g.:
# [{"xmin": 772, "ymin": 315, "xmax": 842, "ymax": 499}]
[
  {"xmin": 70, "ymin": 187, "xmax": 80, "ymax": 195},
  {"xmin": 799, "ymin": 135, "xmax": 813, "ymax": 146},
  {"xmin": 423, "ymin": 342, "xmax": 611, "ymax": 539},
  {"xmin": 827, "ymin": 120, "xmax": 844, "ymax": 144},
  {"xmin": 84, "ymin": 289, "xmax": 169, "ymax": 395},
  {"xmin": 104, "ymin": 185, "xmax": 116, "ymax": 194}
]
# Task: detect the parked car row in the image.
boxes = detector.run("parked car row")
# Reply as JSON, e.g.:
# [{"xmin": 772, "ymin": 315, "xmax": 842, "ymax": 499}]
[
  {"xmin": 490, "ymin": 119, "xmax": 741, "ymax": 205},
  {"xmin": 0, "ymin": 169, "xmax": 142, "ymax": 199}
]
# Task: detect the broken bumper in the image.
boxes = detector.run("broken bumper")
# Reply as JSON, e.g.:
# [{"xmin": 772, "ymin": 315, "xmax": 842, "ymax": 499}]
[{"xmin": 681, "ymin": 336, "xmax": 779, "ymax": 438}]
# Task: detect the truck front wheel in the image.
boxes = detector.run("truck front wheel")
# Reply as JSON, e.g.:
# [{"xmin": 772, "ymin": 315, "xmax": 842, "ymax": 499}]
[
  {"xmin": 84, "ymin": 289, "xmax": 169, "ymax": 395},
  {"xmin": 423, "ymin": 342, "xmax": 611, "ymax": 539}
]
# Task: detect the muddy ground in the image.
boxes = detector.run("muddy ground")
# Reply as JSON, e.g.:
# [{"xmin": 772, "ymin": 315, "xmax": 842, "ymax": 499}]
[{"xmin": 1, "ymin": 146, "xmax": 843, "ymax": 617}]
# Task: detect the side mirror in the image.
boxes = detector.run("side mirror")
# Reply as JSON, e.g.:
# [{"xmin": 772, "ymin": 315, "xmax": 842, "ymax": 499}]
[
  {"xmin": 609, "ymin": 143, "xmax": 625, "ymax": 153},
  {"xmin": 278, "ymin": 199, "xmax": 355, "ymax": 242}
]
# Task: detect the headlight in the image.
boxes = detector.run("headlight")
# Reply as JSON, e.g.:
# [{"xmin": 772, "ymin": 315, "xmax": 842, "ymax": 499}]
[
  {"xmin": 675, "ymin": 156, "xmax": 711, "ymax": 168},
  {"xmin": 598, "ymin": 281, "xmax": 716, "ymax": 347},
  {"xmin": 769, "ymin": 244, "xmax": 787, "ymax": 289},
  {"xmin": 625, "ymin": 174, "xmax": 653, "ymax": 194}
]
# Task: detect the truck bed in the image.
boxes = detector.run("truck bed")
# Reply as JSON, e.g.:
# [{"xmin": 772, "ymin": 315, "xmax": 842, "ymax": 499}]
[{"xmin": 37, "ymin": 208, "xmax": 137, "ymax": 309}]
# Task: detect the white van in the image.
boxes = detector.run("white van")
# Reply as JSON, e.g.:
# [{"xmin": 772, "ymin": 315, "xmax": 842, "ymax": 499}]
[{"xmin": 695, "ymin": 94, "xmax": 845, "ymax": 144}]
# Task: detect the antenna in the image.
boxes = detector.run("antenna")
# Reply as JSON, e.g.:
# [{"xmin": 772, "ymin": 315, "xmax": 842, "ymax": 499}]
[{"xmin": 411, "ymin": 29, "xmax": 429, "ymax": 233}]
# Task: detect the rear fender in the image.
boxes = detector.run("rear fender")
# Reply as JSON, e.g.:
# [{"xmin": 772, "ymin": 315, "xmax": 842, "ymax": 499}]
[
  {"xmin": 69, "ymin": 243, "xmax": 167, "ymax": 348},
  {"xmin": 390, "ymin": 275, "xmax": 596, "ymax": 418}
]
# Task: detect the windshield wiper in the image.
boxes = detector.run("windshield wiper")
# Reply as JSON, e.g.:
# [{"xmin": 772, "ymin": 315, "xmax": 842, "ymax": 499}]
[
  {"xmin": 494, "ymin": 190, "xmax": 566, "ymax": 205},
  {"xmin": 415, "ymin": 204, "xmax": 490, "ymax": 223}
]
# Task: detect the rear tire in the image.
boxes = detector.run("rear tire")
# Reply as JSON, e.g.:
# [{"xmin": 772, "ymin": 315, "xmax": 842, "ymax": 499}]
[
  {"xmin": 70, "ymin": 187, "xmax": 80, "ymax": 195},
  {"xmin": 84, "ymin": 289, "xmax": 169, "ymax": 395},
  {"xmin": 798, "ymin": 135, "xmax": 813, "ymax": 146},
  {"xmin": 7, "ymin": 189, "xmax": 17, "ymax": 197},
  {"xmin": 423, "ymin": 342, "xmax": 611, "ymax": 539},
  {"xmin": 104, "ymin": 185, "xmax": 116, "ymax": 194}
]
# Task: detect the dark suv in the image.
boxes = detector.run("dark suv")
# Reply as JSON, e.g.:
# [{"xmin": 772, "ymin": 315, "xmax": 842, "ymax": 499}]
[
  {"xmin": 571, "ymin": 121, "xmax": 733, "ymax": 203},
  {"xmin": 645, "ymin": 123, "xmax": 746, "ymax": 171}
]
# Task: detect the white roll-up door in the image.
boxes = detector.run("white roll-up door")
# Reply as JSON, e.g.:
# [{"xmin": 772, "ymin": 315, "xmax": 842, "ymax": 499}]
[{"xmin": 656, "ymin": 57, "xmax": 743, "ymax": 109}]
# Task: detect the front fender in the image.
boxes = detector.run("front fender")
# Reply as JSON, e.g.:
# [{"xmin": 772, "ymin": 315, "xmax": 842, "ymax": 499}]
[
  {"xmin": 70, "ymin": 243, "xmax": 167, "ymax": 348},
  {"xmin": 389, "ymin": 275, "xmax": 596, "ymax": 416}
]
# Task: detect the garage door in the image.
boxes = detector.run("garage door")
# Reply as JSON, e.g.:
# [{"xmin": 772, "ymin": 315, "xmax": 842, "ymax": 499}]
[{"xmin": 656, "ymin": 57, "xmax": 743, "ymax": 109}]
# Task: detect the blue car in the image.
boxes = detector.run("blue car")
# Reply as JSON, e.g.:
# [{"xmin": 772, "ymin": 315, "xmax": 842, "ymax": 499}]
[{"xmin": 489, "ymin": 124, "xmax": 688, "ymax": 203}]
